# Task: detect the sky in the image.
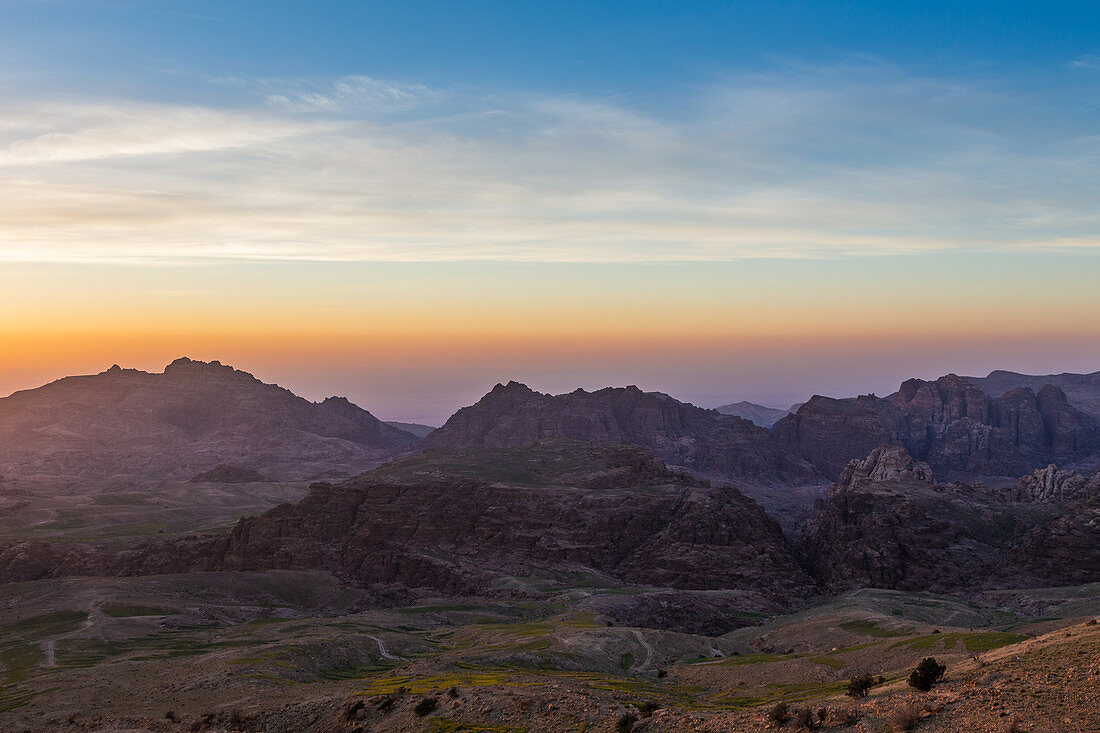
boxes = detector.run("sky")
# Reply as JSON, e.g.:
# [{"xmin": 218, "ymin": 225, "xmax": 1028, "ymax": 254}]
[{"xmin": 1, "ymin": 1, "xmax": 1099, "ymax": 424}]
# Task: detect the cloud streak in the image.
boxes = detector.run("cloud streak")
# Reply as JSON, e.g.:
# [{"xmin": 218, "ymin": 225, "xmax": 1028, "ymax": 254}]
[{"xmin": 1, "ymin": 64, "xmax": 1098, "ymax": 263}]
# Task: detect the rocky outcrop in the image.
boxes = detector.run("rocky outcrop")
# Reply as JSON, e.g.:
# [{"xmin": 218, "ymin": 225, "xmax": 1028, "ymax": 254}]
[
  {"xmin": 0, "ymin": 444, "xmax": 814, "ymax": 613},
  {"xmin": 0, "ymin": 358, "xmax": 419, "ymax": 481},
  {"xmin": 772, "ymin": 395, "xmax": 894, "ymax": 479},
  {"xmin": 1012, "ymin": 465, "xmax": 1090, "ymax": 503},
  {"xmin": 420, "ymin": 383, "xmax": 815, "ymax": 483},
  {"xmin": 835, "ymin": 445, "xmax": 935, "ymax": 490},
  {"xmin": 802, "ymin": 447, "xmax": 1100, "ymax": 594},
  {"xmin": 965, "ymin": 369, "xmax": 1100, "ymax": 419},
  {"xmin": 774, "ymin": 375, "xmax": 1099, "ymax": 479}
]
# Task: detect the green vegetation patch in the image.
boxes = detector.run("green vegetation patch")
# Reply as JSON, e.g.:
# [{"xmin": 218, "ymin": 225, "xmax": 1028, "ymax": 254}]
[
  {"xmin": 54, "ymin": 629, "xmax": 253, "ymax": 668},
  {"xmin": 716, "ymin": 680, "xmax": 848, "ymax": 709},
  {"xmin": 0, "ymin": 611, "xmax": 88, "ymax": 641},
  {"xmin": 0, "ymin": 644, "xmax": 44, "ymax": 682},
  {"xmin": 809, "ymin": 656, "xmax": 844, "ymax": 669},
  {"xmin": 0, "ymin": 684, "xmax": 52, "ymax": 713},
  {"xmin": 838, "ymin": 619, "xmax": 914, "ymax": 638},
  {"xmin": 890, "ymin": 631, "xmax": 1028, "ymax": 652}
]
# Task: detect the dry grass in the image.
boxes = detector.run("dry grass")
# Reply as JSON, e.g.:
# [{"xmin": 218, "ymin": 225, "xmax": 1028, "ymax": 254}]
[{"xmin": 887, "ymin": 701, "xmax": 924, "ymax": 732}]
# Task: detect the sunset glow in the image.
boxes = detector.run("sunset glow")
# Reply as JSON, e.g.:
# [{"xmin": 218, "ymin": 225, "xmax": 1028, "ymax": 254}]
[{"xmin": 2, "ymin": 1, "xmax": 1099, "ymax": 422}]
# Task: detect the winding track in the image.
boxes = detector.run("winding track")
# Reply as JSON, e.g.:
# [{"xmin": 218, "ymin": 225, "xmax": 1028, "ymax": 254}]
[
  {"xmin": 631, "ymin": 629, "xmax": 654, "ymax": 672},
  {"xmin": 364, "ymin": 634, "xmax": 403, "ymax": 661}
]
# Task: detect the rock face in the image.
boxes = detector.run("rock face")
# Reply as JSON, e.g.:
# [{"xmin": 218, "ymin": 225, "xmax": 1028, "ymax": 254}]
[
  {"xmin": 835, "ymin": 445, "xmax": 935, "ymax": 490},
  {"xmin": 0, "ymin": 358, "xmax": 419, "ymax": 481},
  {"xmin": 965, "ymin": 369, "xmax": 1100, "ymax": 419},
  {"xmin": 1009, "ymin": 466, "xmax": 1100, "ymax": 584},
  {"xmin": 0, "ymin": 444, "xmax": 815, "ymax": 614},
  {"xmin": 774, "ymin": 374, "xmax": 1099, "ymax": 479},
  {"xmin": 419, "ymin": 382, "xmax": 814, "ymax": 483},
  {"xmin": 802, "ymin": 446, "xmax": 1100, "ymax": 593},
  {"xmin": 203, "ymin": 444, "xmax": 813, "ymax": 604}
]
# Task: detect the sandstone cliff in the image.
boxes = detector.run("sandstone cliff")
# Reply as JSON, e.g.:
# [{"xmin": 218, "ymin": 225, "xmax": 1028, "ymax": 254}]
[
  {"xmin": 774, "ymin": 375, "xmax": 1099, "ymax": 479},
  {"xmin": 801, "ymin": 446, "xmax": 1100, "ymax": 594},
  {"xmin": 419, "ymin": 382, "xmax": 814, "ymax": 483}
]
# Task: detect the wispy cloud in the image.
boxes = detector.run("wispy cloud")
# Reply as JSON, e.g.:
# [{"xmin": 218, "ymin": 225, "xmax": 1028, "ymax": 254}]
[{"xmin": 1, "ymin": 65, "xmax": 1098, "ymax": 263}]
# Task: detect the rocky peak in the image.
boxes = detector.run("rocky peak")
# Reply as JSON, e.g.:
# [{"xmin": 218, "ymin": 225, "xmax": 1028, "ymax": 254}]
[
  {"xmin": 1013, "ymin": 465, "xmax": 1089, "ymax": 503},
  {"xmin": 163, "ymin": 357, "xmax": 252, "ymax": 383},
  {"xmin": 834, "ymin": 445, "xmax": 935, "ymax": 492}
]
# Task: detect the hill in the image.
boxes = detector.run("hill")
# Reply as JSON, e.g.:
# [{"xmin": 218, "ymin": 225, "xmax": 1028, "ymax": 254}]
[
  {"xmin": 715, "ymin": 400, "xmax": 793, "ymax": 428},
  {"xmin": 0, "ymin": 358, "xmax": 419, "ymax": 482}
]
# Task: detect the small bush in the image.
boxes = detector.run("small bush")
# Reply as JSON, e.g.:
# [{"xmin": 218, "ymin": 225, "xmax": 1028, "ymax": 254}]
[
  {"xmin": 846, "ymin": 673, "xmax": 875, "ymax": 698},
  {"xmin": 616, "ymin": 711, "xmax": 638, "ymax": 733},
  {"xmin": 908, "ymin": 657, "xmax": 946, "ymax": 692},
  {"xmin": 769, "ymin": 701, "xmax": 791, "ymax": 726},
  {"xmin": 1002, "ymin": 716, "xmax": 1024, "ymax": 733},
  {"xmin": 414, "ymin": 697, "xmax": 438, "ymax": 716},
  {"xmin": 637, "ymin": 700, "xmax": 661, "ymax": 717},
  {"xmin": 887, "ymin": 702, "xmax": 922, "ymax": 731},
  {"xmin": 448, "ymin": 686, "xmax": 460, "ymax": 698},
  {"xmin": 165, "ymin": 710, "xmax": 177, "ymax": 722},
  {"xmin": 792, "ymin": 706, "xmax": 820, "ymax": 730},
  {"xmin": 835, "ymin": 706, "xmax": 861, "ymax": 724}
]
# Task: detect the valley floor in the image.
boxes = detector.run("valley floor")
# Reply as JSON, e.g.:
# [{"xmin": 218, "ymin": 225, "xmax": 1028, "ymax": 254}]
[{"xmin": 0, "ymin": 573, "xmax": 1098, "ymax": 732}]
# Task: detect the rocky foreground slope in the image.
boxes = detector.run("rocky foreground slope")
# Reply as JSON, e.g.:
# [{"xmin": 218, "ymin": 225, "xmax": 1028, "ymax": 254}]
[{"xmin": 0, "ymin": 358, "xmax": 418, "ymax": 481}]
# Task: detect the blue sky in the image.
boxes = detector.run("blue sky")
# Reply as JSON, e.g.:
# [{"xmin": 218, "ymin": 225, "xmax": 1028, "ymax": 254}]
[
  {"xmin": 4, "ymin": 2, "xmax": 1099, "ymax": 94},
  {"xmin": 2, "ymin": 1, "xmax": 1099, "ymax": 420}
]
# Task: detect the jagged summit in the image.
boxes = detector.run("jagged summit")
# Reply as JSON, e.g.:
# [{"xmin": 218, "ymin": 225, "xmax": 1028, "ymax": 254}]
[{"xmin": 421, "ymin": 381, "xmax": 813, "ymax": 482}]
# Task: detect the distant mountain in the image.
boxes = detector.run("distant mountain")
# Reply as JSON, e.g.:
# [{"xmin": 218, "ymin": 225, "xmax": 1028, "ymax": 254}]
[
  {"xmin": 383, "ymin": 421, "xmax": 436, "ymax": 439},
  {"xmin": 715, "ymin": 401, "xmax": 792, "ymax": 428},
  {"xmin": 418, "ymin": 375, "xmax": 1100, "ymax": 486},
  {"xmin": 964, "ymin": 369, "xmax": 1100, "ymax": 419},
  {"xmin": 418, "ymin": 382, "xmax": 814, "ymax": 483},
  {"xmin": 774, "ymin": 374, "xmax": 1100, "ymax": 479},
  {"xmin": 0, "ymin": 358, "xmax": 418, "ymax": 481}
]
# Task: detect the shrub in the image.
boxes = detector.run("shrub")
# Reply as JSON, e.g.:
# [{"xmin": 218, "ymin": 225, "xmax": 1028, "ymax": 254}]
[
  {"xmin": 414, "ymin": 697, "xmax": 438, "ymax": 716},
  {"xmin": 448, "ymin": 686, "xmax": 460, "ymax": 698},
  {"xmin": 792, "ymin": 706, "xmax": 820, "ymax": 730},
  {"xmin": 1002, "ymin": 716, "xmax": 1024, "ymax": 733},
  {"xmin": 615, "ymin": 712, "xmax": 638, "ymax": 733},
  {"xmin": 887, "ymin": 702, "xmax": 922, "ymax": 731},
  {"xmin": 637, "ymin": 700, "xmax": 660, "ymax": 717},
  {"xmin": 835, "ymin": 706, "xmax": 861, "ymax": 724},
  {"xmin": 908, "ymin": 657, "xmax": 946, "ymax": 692},
  {"xmin": 846, "ymin": 673, "xmax": 876, "ymax": 698},
  {"xmin": 769, "ymin": 701, "xmax": 791, "ymax": 726}
]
